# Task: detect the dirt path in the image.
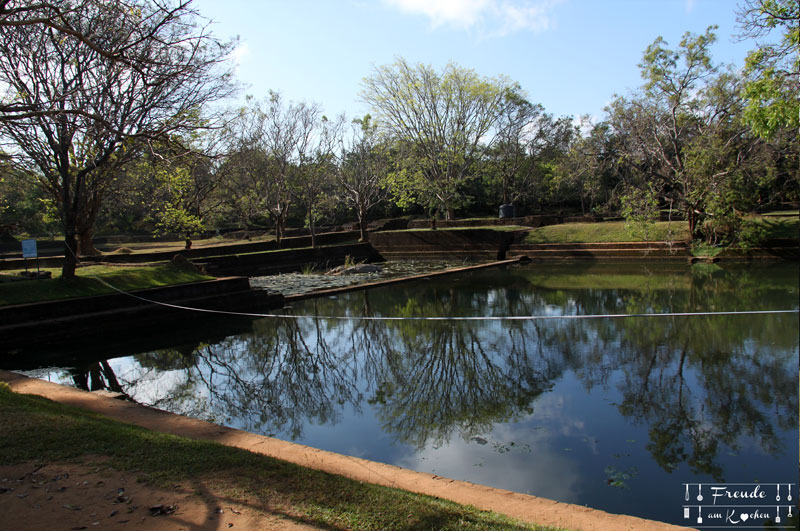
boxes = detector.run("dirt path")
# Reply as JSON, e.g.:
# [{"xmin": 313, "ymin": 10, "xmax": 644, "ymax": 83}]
[{"xmin": 0, "ymin": 463, "xmax": 317, "ymax": 531}]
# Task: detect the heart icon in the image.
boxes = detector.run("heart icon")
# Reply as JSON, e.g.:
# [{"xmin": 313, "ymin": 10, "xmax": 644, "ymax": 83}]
[{"xmin": 740, "ymin": 513, "xmax": 749, "ymax": 522}]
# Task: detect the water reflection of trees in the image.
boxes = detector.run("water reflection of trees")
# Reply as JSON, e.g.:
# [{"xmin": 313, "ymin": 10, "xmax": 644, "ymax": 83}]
[
  {"xmin": 92, "ymin": 263, "xmax": 797, "ymax": 477},
  {"xmin": 352, "ymin": 288, "xmax": 563, "ymax": 448},
  {"xmin": 513, "ymin": 263, "xmax": 798, "ymax": 479},
  {"xmin": 136, "ymin": 316, "xmax": 363, "ymax": 438},
  {"xmin": 69, "ymin": 360, "xmax": 126, "ymax": 395}
]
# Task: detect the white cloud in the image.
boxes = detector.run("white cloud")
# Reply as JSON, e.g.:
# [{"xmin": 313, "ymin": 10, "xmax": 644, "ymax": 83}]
[
  {"xmin": 383, "ymin": 0, "xmax": 561, "ymax": 36},
  {"xmin": 231, "ymin": 42, "xmax": 250, "ymax": 66}
]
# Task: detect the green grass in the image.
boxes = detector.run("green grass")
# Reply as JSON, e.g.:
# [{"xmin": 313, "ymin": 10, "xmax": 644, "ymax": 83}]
[
  {"xmin": 760, "ymin": 210, "xmax": 799, "ymax": 217},
  {"xmin": 0, "ymin": 383, "xmax": 562, "ymax": 531},
  {"xmin": 387, "ymin": 225, "xmax": 531, "ymax": 233},
  {"xmin": 523, "ymin": 221, "xmax": 690, "ymax": 244},
  {"xmin": 748, "ymin": 216, "xmax": 799, "ymax": 239},
  {"xmin": 0, "ymin": 263, "xmax": 213, "ymax": 306},
  {"xmin": 522, "ymin": 216, "xmax": 798, "ymax": 245}
]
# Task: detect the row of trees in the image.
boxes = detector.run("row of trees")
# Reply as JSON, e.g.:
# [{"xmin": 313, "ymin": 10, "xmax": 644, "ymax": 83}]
[{"xmin": 0, "ymin": 0, "xmax": 797, "ymax": 276}]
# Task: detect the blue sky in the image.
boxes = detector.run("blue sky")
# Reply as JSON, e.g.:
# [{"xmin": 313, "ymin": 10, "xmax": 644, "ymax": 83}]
[{"xmin": 192, "ymin": 0, "xmax": 754, "ymax": 123}]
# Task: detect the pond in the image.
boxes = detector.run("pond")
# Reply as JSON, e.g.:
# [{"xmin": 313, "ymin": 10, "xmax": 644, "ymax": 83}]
[{"xmin": 15, "ymin": 262, "xmax": 800, "ymax": 526}]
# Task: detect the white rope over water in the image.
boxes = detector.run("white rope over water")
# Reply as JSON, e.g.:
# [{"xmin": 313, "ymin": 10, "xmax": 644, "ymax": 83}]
[{"xmin": 90, "ymin": 276, "xmax": 799, "ymax": 322}]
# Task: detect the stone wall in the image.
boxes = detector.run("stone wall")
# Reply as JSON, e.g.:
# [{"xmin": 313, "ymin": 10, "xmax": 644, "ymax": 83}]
[
  {"xmin": 0, "ymin": 231, "xmax": 361, "ymax": 270},
  {"xmin": 200, "ymin": 242, "xmax": 382, "ymax": 276},
  {"xmin": 0, "ymin": 277, "xmax": 284, "ymax": 351},
  {"xmin": 368, "ymin": 229, "xmax": 527, "ymax": 260}
]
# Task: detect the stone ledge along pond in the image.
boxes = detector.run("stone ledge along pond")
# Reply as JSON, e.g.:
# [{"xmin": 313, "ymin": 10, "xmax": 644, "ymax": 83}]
[{"xmin": 7, "ymin": 261, "xmax": 799, "ymax": 526}]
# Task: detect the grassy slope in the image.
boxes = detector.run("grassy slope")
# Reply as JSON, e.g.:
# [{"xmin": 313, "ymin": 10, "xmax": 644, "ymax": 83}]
[
  {"xmin": 523, "ymin": 216, "xmax": 798, "ymax": 244},
  {"xmin": 386, "ymin": 225, "xmax": 531, "ymax": 233},
  {"xmin": 523, "ymin": 221, "xmax": 690, "ymax": 244},
  {"xmin": 0, "ymin": 264, "xmax": 213, "ymax": 306},
  {"xmin": 0, "ymin": 383, "xmax": 560, "ymax": 531},
  {"xmin": 749, "ymin": 216, "xmax": 800, "ymax": 239}
]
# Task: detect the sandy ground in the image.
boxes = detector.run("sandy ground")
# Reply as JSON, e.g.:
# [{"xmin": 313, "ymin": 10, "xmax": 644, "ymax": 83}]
[
  {"xmin": 0, "ymin": 371, "xmax": 692, "ymax": 531},
  {"xmin": 0, "ymin": 462, "xmax": 317, "ymax": 531}
]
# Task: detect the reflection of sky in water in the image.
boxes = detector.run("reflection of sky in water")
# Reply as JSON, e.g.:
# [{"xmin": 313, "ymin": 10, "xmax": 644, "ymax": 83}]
[
  {"xmin": 396, "ymin": 393, "xmax": 584, "ymax": 503},
  {"xmin": 18, "ymin": 263, "xmax": 800, "ymax": 526}
]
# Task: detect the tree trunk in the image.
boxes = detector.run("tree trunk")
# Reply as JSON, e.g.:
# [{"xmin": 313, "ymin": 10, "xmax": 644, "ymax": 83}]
[
  {"xmin": 76, "ymin": 185, "xmax": 103, "ymax": 256},
  {"xmin": 77, "ymin": 225, "xmax": 100, "ymax": 256},
  {"xmin": 358, "ymin": 207, "xmax": 368, "ymax": 242},
  {"xmin": 61, "ymin": 208, "xmax": 79, "ymax": 278},
  {"xmin": 687, "ymin": 209, "xmax": 702, "ymax": 240},
  {"xmin": 275, "ymin": 218, "xmax": 283, "ymax": 248}
]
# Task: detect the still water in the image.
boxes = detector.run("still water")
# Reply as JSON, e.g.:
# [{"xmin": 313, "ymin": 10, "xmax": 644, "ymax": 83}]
[{"xmin": 22, "ymin": 262, "xmax": 800, "ymax": 525}]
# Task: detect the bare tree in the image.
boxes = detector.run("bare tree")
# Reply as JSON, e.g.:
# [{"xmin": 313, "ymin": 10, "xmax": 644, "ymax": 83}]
[
  {"xmin": 294, "ymin": 113, "xmax": 344, "ymax": 248},
  {"xmin": 260, "ymin": 92, "xmax": 324, "ymax": 246},
  {"xmin": 0, "ymin": 0, "xmax": 214, "ymax": 123},
  {"xmin": 336, "ymin": 115, "xmax": 389, "ymax": 241},
  {"xmin": 220, "ymin": 92, "xmax": 338, "ymax": 247},
  {"xmin": 0, "ymin": 0, "xmax": 235, "ymax": 276}
]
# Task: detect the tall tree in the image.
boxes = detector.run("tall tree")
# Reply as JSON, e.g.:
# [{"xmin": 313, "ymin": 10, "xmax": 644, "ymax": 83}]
[
  {"xmin": 220, "ymin": 92, "xmax": 337, "ymax": 246},
  {"xmin": 337, "ymin": 115, "xmax": 390, "ymax": 241},
  {"xmin": 294, "ymin": 113, "xmax": 343, "ymax": 248},
  {"xmin": 0, "ymin": 0, "xmax": 234, "ymax": 276},
  {"xmin": 361, "ymin": 58, "xmax": 510, "ymax": 220},
  {"xmin": 608, "ymin": 27, "xmax": 762, "ymax": 240},
  {"xmin": 559, "ymin": 119, "xmax": 615, "ymax": 215},
  {"xmin": 259, "ymin": 92, "xmax": 323, "ymax": 246},
  {"xmin": 490, "ymin": 87, "xmax": 544, "ymax": 210}
]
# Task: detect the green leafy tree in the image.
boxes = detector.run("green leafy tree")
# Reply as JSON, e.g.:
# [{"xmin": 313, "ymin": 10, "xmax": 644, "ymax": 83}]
[
  {"xmin": 609, "ymin": 27, "xmax": 772, "ymax": 243},
  {"xmin": 490, "ymin": 87, "xmax": 544, "ymax": 210},
  {"xmin": 736, "ymin": 0, "xmax": 800, "ymax": 138},
  {"xmin": 559, "ymin": 119, "xmax": 618, "ymax": 215},
  {"xmin": 362, "ymin": 58, "xmax": 511, "ymax": 220}
]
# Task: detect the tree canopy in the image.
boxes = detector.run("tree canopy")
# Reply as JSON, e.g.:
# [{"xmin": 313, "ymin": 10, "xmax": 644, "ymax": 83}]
[
  {"xmin": 362, "ymin": 58, "xmax": 511, "ymax": 219},
  {"xmin": 0, "ymin": 0, "xmax": 235, "ymax": 275}
]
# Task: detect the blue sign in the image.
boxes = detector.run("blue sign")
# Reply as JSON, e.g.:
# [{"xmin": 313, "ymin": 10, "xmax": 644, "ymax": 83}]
[{"xmin": 21, "ymin": 239, "xmax": 38, "ymax": 258}]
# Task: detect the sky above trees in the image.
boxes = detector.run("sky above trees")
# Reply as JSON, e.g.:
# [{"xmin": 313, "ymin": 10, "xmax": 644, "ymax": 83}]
[{"xmin": 192, "ymin": 0, "xmax": 756, "ymax": 121}]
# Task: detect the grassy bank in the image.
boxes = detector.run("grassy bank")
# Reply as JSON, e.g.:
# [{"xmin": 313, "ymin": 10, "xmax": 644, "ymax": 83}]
[
  {"xmin": 748, "ymin": 215, "xmax": 799, "ymax": 239},
  {"xmin": 522, "ymin": 216, "xmax": 798, "ymax": 244},
  {"xmin": 388, "ymin": 225, "xmax": 532, "ymax": 233},
  {"xmin": 0, "ymin": 383, "xmax": 557, "ymax": 531},
  {"xmin": 523, "ymin": 221, "xmax": 689, "ymax": 244},
  {"xmin": 0, "ymin": 263, "xmax": 213, "ymax": 306}
]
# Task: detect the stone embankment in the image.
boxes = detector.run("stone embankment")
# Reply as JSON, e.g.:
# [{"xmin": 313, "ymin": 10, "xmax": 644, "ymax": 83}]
[
  {"xmin": 507, "ymin": 239, "xmax": 799, "ymax": 261},
  {"xmin": 0, "ymin": 277, "xmax": 283, "ymax": 353},
  {"xmin": 368, "ymin": 229, "xmax": 527, "ymax": 261},
  {"xmin": 371, "ymin": 230, "xmax": 798, "ymax": 261},
  {"xmin": 0, "ymin": 231, "xmax": 361, "ymax": 270},
  {"xmin": 198, "ymin": 242, "xmax": 380, "ymax": 276}
]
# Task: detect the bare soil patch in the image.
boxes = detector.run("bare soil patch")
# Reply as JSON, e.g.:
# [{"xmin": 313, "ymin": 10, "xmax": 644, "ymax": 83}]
[{"xmin": 0, "ymin": 462, "xmax": 317, "ymax": 531}]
